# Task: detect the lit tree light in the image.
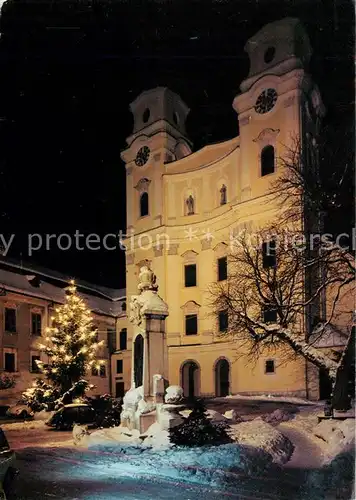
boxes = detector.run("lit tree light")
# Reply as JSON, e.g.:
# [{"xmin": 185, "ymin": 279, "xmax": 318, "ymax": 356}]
[{"xmin": 22, "ymin": 280, "xmax": 104, "ymax": 410}]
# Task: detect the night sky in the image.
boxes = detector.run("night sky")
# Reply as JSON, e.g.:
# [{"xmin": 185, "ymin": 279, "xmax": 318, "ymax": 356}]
[{"xmin": 0, "ymin": 0, "xmax": 353, "ymax": 288}]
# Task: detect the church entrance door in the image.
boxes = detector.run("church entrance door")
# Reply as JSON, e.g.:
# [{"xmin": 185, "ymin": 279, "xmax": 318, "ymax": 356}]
[{"xmin": 181, "ymin": 361, "xmax": 200, "ymax": 398}]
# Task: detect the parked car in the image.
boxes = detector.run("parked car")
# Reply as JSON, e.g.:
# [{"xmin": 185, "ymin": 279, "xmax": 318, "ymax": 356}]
[
  {"xmin": 45, "ymin": 403, "xmax": 96, "ymax": 430},
  {"xmin": 0, "ymin": 427, "xmax": 18, "ymax": 498},
  {"xmin": 6, "ymin": 403, "xmax": 34, "ymax": 420}
]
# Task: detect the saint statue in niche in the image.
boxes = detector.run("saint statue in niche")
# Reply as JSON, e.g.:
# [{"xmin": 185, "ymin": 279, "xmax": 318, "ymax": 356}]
[
  {"xmin": 186, "ymin": 194, "xmax": 194, "ymax": 215},
  {"xmin": 220, "ymin": 184, "xmax": 227, "ymax": 205}
]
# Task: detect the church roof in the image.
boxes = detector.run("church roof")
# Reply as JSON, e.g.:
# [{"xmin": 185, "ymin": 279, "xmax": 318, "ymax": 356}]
[{"xmin": 165, "ymin": 136, "xmax": 240, "ymax": 174}]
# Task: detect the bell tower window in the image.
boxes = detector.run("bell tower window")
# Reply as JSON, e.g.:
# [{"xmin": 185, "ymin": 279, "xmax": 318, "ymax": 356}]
[
  {"xmin": 264, "ymin": 46, "xmax": 275, "ymax": 64},
  {"xmin": 173, "ymin": 111, "xmax": 179, "ymax": 125},
  {"xmin": 140, "ymin": 192, "xmax": 149, "ymax": 217},
  {"xmin": 261, "ymin": 145, "xmax": 275, "ymax": 176},
  {"xmin": 142, "ymin": 108, "xmax": 150, "ymax": 123}
]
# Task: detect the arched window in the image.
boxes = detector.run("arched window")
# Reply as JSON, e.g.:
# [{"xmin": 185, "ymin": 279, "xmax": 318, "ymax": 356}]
[
  {"xmin": 261, "ymin": 145, "xmax": 275, "ymax": 176},
  {"xmin": 140, "ymin": 192, "xmax": 149, "ymax": 217}
]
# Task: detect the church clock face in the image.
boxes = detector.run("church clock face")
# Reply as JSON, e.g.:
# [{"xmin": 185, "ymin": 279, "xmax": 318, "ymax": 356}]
[
  {"xmin": 135, "ymin": 146, "xmax": 150, "ymax": 166},
  {"xmin": 254, "ymin": 88, "xmax": 278, "ymax": 114}
]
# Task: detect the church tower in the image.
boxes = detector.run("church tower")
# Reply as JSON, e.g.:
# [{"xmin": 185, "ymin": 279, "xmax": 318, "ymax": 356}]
[
  {"xmin": 121, "ymin": 87, "xmax": 192, "ymax": 235},
  {"xmin": 233, "ymin": 17, "xmax": 325, "ymax": 204}
]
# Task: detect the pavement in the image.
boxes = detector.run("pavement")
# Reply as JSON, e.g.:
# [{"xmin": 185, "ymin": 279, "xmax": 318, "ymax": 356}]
[
  {"xmin": 277, "ymin": 425, "xmax": 324, "ymax": 469},
  {"xmin": 0, "ymin": 398, "xmax": 353, "ymax": 500}
]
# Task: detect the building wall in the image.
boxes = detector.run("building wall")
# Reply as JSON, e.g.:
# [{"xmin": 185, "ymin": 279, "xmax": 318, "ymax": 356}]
[
  {"xmin": 120, "ymin": 18, "xmax": 328, "ymax": 399},
  {"xmin": 111, "ymin": 313, "xmax": 131, "ymax": 398},
  {"xmin": 0, "ymin": 290, "xmax": 114, "ymax": 405},
  {"xmin": 168, "ymin": 342, "xmax": 307, "ymax": 398},
  {"xmin": 90, "ymin": 315, "xmax": 115, "ymax": 396}
]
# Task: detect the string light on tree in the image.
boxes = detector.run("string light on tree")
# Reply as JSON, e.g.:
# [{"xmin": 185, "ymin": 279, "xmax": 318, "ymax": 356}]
[{"xmin": 22, "ymin": 279, "xmax": 104, "ymax": 410}]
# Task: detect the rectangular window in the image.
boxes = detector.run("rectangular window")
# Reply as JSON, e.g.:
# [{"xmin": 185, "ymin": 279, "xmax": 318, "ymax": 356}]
[
  {"xmin": 218, "ymin": 310, "xmax": 228, "ymax": 332},
  {"xmin": 262, "ymin": 241, "xmax": 276, "ymax": 268},
  {"xmin": 107, "ymin": 328, "xmax": 116, "ymax": 354},
  {"xmin": 217, "ymin": 257, "xmax": 227, "ymax": 281},
  {"xmin": 116, "ymin": 360, "xmax": 123, "ymax": 374},
  {"xmin": 119, "ymin": 329, "xmax": 127, "ymax": 351},
  {"xmin": 31, "ymin": 313, "xmax": 42, "ymax": 335},
  {"xmin": 99, "ymin": 364, "xmax": 106, "ymax": 378},
  {"xmin": 91, "ymin": 366, "xmax": 98, "ymax": 376},
  {"xmin": 265, "ymin": 360, "xmax": 275, "ymax": 374},
  {"xmin": 184, "ymin": 264, "xmax": 197, "ymax": 287},
  {"xmin": 4, "ymin": 349, "xmax": 16, "ymax": 372},
  {"xmin": 31, "ymin": 355, "xmax": 41, "ymax": 373},
  {"xmin": 262, "ymin": 304, "xmax": 277, "ymax": 323},
  {"xmin": 185, "ymin": 314, "xmax": 198, "ymax": 335},
  {"xmin": 4, "ymin": 308, "xmax": 16, "ymax": 333}
]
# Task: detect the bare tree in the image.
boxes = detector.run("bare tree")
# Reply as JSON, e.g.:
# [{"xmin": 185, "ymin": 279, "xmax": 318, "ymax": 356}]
[
  {"xmin": 209, "ymin": 224, "xmax": 354, "ymax": 386},
  {"xmin": 270, "ymin": 121, "xmax": 354, "ymax": 232}
]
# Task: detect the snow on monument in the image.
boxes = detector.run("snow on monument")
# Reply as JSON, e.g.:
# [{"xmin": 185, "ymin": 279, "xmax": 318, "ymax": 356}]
[{"xmin": 121, "ymin": 265, "xmax": 181, "ymax": 433}]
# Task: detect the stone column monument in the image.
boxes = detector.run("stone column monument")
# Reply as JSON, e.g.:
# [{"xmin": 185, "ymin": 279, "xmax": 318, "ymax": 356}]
[{"xmin": 120, "ymin": 266, "xmax": 169, "ymax": 433}]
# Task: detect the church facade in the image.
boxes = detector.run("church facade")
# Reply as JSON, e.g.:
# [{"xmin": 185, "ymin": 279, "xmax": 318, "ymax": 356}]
[
  {"xmin": 114, "ymin": 17, "xmax": 336, "ymax": 400},
  {"xmin": 0, "ymin": 18, "xmax": 352, "ymax": 404}
]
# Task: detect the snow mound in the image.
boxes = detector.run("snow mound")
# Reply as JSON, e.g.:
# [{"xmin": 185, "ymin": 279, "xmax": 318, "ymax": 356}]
[
  {"xmin": 0, "ymin": 420, "xmax": 45, "ymax": 431},
  {"xmin": 313, "ymin": 418, "xmax": 355, "ymax": 464},
  {"xmin": 260, "ymin": 408, "xmax": 295, "ymax": 426},
  {"xmin": 205, "ymin": 409, "xmax": 228, "ymax": 422},
  {"xmin": 140, "ymin": 422, "xmax": 171, "ymax": 449},
  {"xmin": 88, "ymin": 425, "xmax": 143, "ymax": 448},
  {"xmin": 225, "ymin": 393, "xmax": 321, "ymax": 405},
  {"xmin": 33, "ymin": 410, "xmax": 55, "ymax": 421},
  {"xmin": 88, "ymin": 422, "xmax": 173, "ymax": 451},
  {"xmin": 228, "ymin": 417, "xmax": 294, "ymax": 464},
  {"xmin": 223, "ymin": 409, "xmax": 244, "ymax": 423},
  {"xmin": 87, "ymin": 441, "xmax": 273, "ymax": 484}
]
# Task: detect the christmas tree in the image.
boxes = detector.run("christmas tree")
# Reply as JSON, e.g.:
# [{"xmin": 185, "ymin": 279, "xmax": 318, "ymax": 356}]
[{"xmin": 23, "ymin": 280, "xmax": 105, "ymax": 410}]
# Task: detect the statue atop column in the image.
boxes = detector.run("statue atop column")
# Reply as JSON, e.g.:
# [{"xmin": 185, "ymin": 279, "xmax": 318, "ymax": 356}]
[
  {"xmin": 138, "ymin": 266, "xmax": 158, "ymax": 292},
  {"xmin": 129, "ymin": 266, "xmax": 161, "ymax": 326}
]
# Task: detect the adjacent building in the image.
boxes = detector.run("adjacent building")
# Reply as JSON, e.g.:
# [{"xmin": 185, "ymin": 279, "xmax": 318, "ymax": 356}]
[{"xmin": 0, "ymin": 257, "xmax": 125, "ymax": 405}]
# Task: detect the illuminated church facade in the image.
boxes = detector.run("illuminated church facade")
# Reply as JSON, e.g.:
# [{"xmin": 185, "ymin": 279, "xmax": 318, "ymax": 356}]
[
  {"xmin": 114, "ymin": 17, "xmax": 349, "ymax": 400},
  {"xmin": 0, "ymin": 18, "xmax": 351, "ymax": 405}
]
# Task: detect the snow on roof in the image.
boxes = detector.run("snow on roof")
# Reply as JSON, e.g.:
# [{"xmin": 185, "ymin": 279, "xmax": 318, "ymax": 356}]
[
  {"xmin": 0, "ymin": 256, "xmax": 126, "ymax": 301},
  {"xmin": 0, "ymin": 267, "xmax": 123, "ymax": 318},
  {"xmin": 309, "ymin": 322, "xmax": 349, "ymax": 348}
]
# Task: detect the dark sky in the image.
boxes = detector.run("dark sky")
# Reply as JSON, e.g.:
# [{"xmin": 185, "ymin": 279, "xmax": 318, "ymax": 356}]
[{"xmin": 0, "ymin": 0, "xmax": 354, "ymax": 288}]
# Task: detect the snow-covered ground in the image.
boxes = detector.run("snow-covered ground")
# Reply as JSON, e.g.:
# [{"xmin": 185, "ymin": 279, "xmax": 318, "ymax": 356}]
[
  {"xmin": 0, "ymin": 420, "xmax": 45, "ymax": 431},
  {"xmin": 224, "ymin": 393, "xmax": 324, "ymax": 406},
  {"xmin": 2, "ymin": 402, "xmax": 354, "ymax": 499}
]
